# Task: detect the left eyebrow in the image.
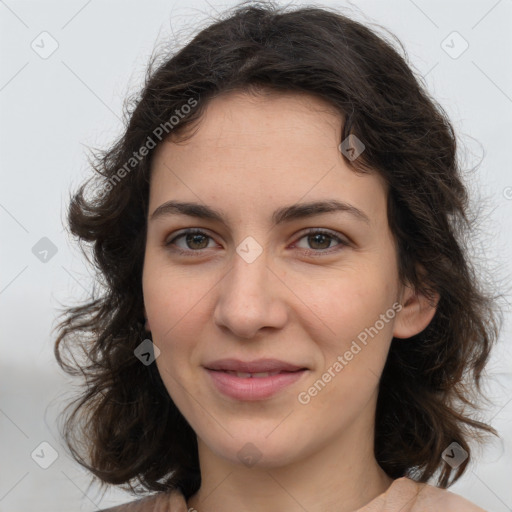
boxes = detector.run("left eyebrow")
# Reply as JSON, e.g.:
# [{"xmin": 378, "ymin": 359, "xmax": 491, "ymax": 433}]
[
  {"xmin": 272, "ymin": 199, "xmax": 370, "ymax": 225},
  {"xmin": 149, "ymin": 199, "xmax": 370, "ymax": 226}
]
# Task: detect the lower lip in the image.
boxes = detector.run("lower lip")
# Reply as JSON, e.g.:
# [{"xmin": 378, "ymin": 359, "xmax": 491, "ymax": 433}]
[{"xmin": 205, "ymin": 368, "xmax": 307, "ymax": 400}]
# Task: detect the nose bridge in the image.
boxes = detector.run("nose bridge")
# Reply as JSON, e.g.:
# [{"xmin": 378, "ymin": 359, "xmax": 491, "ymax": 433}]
[
  {"xmin": 224, "ymin": 239, "xmax": 272, "ymax": 304},
  {"xmin": 213, "ymin": 237, "xmax": 287, "ymax": 338}
]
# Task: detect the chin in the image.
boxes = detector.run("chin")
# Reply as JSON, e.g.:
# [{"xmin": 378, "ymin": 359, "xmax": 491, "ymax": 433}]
[{"xmin": 201, "ymin": 426, "xmax": 309, "ymax": 469}]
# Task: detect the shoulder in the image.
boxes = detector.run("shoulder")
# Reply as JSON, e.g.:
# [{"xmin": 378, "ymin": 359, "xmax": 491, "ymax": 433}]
[
  {"xmin": 99, "ymin": 489, "xmax": 188, "ymax": 512},
  {"xmin": 376, "ymin": 477, "xmax": 488, "ymax": 512}
]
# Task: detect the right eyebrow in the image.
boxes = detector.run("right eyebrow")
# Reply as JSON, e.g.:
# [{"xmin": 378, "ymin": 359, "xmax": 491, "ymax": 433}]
[{"xmin": 150, "ymin": 201, "xmax": 226, "ymax": 224}]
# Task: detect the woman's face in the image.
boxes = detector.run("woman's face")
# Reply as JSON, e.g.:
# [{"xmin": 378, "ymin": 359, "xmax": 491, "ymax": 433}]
[{"xmin": 142, "ymin": 90, "xmax": 408, "ymax": 468}]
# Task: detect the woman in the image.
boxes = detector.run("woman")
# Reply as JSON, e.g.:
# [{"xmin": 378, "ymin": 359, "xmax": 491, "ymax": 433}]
[{"xmin": 54, "ymin": 2, "xmax": 500, "ymax": 511}]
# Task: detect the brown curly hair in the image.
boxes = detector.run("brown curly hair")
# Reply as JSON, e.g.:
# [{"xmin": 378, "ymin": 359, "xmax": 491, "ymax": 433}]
[{"xmin": 54, "ymin": 0, "xmax": 501, "ymax": 500}]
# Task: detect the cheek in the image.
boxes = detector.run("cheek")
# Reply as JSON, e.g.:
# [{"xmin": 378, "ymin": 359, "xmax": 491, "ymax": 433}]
[
  {"xmin": 142, "ymin": 267, "xmax": 203, "ymax": 397},
  {"xmin": 142, "ymin": 263, "xmax": 218, "ymax": 403},
  {"xmin": 302, "ymin": 278, "xmax": 397, "ymax": 409},
  {"xmin": 300, "ymin": 269, "xmax": 398, "ymax": 375},
  {"xmin": 143, "ymin": 260, "xmax": 212, "ymax": 341},
  {"xmin": 304, "ymin": 271, "xmax": 396, "ymax": 336}
]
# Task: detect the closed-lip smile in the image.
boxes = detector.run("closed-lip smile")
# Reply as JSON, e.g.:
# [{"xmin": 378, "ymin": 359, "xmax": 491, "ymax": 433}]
[{"xmin": 203, "ymin": 358, "xmax": 309, "ymax": 400}]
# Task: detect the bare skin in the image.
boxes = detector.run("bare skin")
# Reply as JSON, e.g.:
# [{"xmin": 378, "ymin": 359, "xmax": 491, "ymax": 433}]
[{"xmin": 142, "ymin": 89, "xmax": 437, "ymax": 512}]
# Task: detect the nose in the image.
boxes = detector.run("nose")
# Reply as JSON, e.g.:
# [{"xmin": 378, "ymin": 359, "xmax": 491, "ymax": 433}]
[{"xmin": 213, "ymin": 246, "xmax": 288, "ymax": 339}]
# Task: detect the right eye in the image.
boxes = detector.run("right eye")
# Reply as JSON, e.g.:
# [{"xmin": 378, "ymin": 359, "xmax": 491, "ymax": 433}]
[{"xmin": 165, "ymin": 229, "xmax": 218, "ymax": 255}]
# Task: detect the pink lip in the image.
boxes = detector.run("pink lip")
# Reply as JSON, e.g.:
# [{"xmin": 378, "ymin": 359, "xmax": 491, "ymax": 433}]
[
  {"xmin": 204, "ymin": 368, "xmax": 307, "ymax": 401},
  {"xmin": 204, "ymin": 358, "xmax": 306, "ymax": 373},
  {"xmin": 204, "ymin": 359, "xmax": 309, "ymax": 401}
]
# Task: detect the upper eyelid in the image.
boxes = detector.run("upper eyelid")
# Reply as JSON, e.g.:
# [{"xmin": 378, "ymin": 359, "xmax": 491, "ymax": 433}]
[{"xmin": 165, "ymin": 228, "xmax": 216, "ymax": 244}]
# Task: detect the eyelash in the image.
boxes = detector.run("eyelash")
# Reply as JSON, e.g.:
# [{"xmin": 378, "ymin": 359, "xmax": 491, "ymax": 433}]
[{"xmin": 164, "ymin": 228, "xmax": 349, "ymax": 257}]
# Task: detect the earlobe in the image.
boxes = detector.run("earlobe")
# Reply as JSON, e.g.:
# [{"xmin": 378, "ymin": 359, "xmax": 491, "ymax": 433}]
[{"xmin": 393, "ymin": 283, "xmax": 439, "ymax": 339}]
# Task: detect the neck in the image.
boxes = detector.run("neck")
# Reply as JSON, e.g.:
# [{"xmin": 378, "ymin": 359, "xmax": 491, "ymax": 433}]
[{"xmin": 187, "ymin": 421, "xmax": 393, "ymax": 512}]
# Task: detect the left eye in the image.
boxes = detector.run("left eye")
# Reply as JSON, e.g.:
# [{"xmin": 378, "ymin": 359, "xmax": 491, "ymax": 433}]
[{"xmin": 294, "ymin": 230, "xmax": 346, "ymax": 252}]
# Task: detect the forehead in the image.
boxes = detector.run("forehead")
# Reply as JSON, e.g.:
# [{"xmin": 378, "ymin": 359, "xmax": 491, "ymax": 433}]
[
  {"xmin": 149, "ymin": 90, "xmax": 387, "ymax": 226},
  {"xmin": 169, "ymin": 89, "xmax": 345, "ymax": 149}
]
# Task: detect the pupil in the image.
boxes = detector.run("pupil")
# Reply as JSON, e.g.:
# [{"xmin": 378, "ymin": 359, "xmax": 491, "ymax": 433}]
[
  {"xmin": 309, "ymin": 234, "xmax": 330, "ymax": 250},
  {"xmin": 187, "ymin": 233, "xmax": 208, "ymax": 249}
]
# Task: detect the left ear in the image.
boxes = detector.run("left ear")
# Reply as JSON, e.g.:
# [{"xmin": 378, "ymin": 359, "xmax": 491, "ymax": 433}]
[{"xmin": 393, "ymin": 279, "xmax": 439, "ymax": 339}]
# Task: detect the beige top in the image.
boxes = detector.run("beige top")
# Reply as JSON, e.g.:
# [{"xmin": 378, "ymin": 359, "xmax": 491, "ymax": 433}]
[{"xmin": 100, "ymin": 477, "xmax": 487, "ymax": 511}]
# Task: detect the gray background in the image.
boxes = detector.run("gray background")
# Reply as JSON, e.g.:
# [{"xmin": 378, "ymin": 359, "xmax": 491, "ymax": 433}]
[{"xmin": 1, "ymin": 0, "xmax": 511, "ymax": 510}]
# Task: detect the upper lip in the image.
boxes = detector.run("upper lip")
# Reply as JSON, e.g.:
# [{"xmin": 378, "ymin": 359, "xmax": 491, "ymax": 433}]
[{"xmin": 204, "ymin": 358, "xmax": 307, "ymax": 373}]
